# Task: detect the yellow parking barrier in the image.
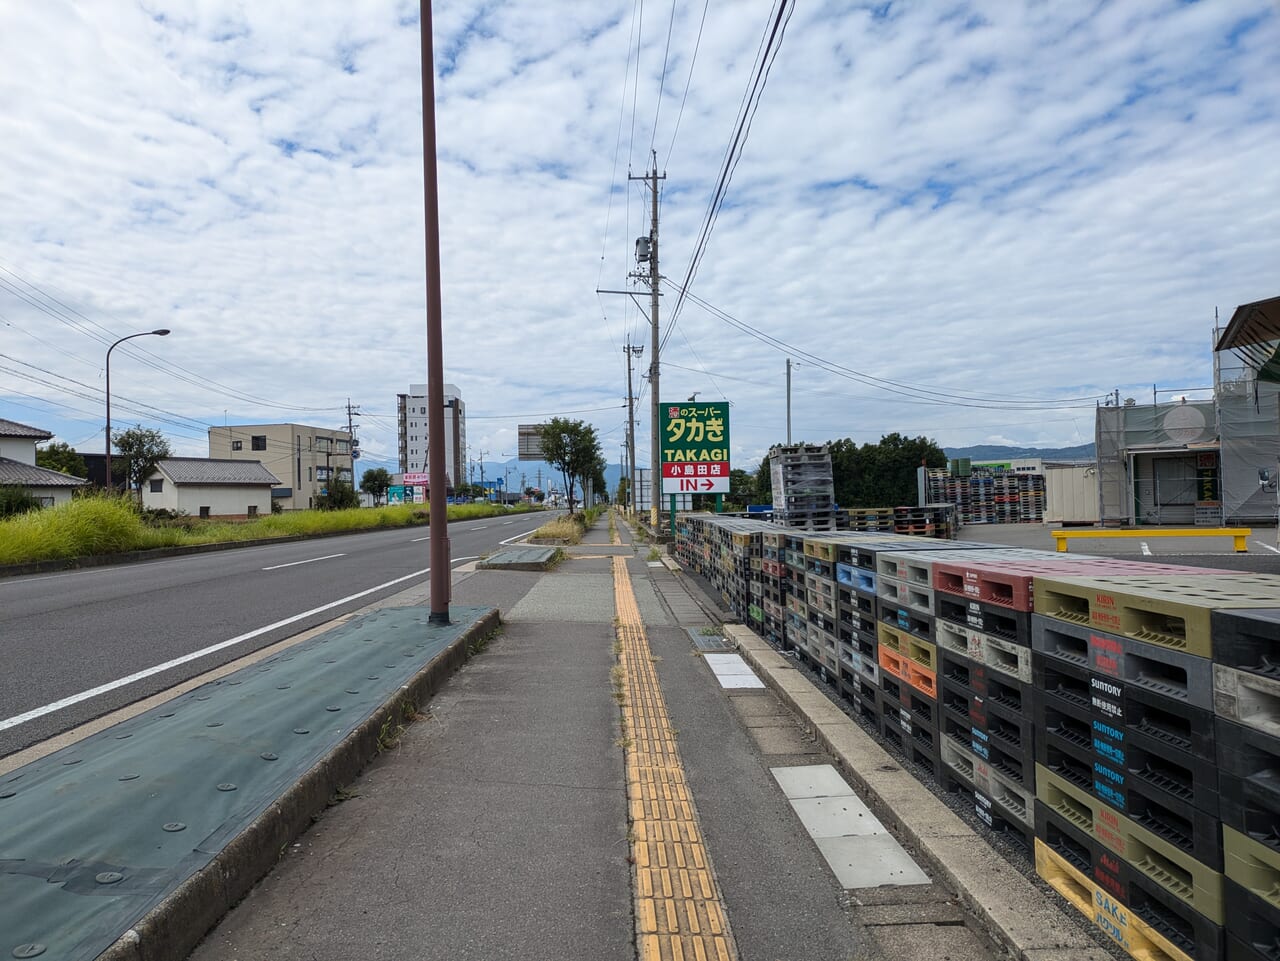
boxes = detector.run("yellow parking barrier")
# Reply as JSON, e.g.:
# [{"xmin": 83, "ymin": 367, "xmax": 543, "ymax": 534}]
[{"xmin": 1051, "ymin": 528, "xmax": 1251, "ymax": 553}]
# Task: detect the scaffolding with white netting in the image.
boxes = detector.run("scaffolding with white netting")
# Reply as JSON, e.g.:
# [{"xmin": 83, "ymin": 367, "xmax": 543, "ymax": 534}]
[{"xmin": 1215, "ymin": 341, "xmax": 1280, "ymax": 525}]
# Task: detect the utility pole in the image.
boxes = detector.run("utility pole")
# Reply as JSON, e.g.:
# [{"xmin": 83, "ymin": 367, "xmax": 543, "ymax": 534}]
[
  {"xmin": 419, "ymin": 0, "xmax": 450, "ymax": 624},
  {"xmin": 629, "ymin": 151, "xmax": 665, "ymax": 528},
  {"xmin": 625, "ymin": 338, "xmax": 643, "ymax": 517},
  {"xmin": 346, "ymin": 397, "xmax": 360, "ymax": 486},
  {"xmin": 786, "ymin": 358, "xmax": 792, "ymax": 445}
]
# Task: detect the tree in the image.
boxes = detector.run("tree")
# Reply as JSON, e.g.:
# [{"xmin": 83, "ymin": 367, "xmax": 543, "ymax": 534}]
[
  {"xmin": 36, "ymin": 442, "xmax": 88, "ymax": 478},
  {"xmin": 615, "ymin": 476, "xmax": 630, "ymax": 508},
  {"xmin": 360, "ymin": 467, "xmax": 391, "ymax": 506},
  {"xmin": 830, "ymin": 433, "xmax": 947, "ymax": 507},
  {"xmin": 538, "ymin": 418, "xmax": 603, "ymax": 514},
  {"xmin": 112, "ymin": 425, "xmax": 171, "ymax": 500},
  {"xmin": 589, "ymin": 456, "xmax": 608, "ymax": 506},
  {"xmin": 315, "ymin": 478, "xmax": 359, "ymax": 510}
]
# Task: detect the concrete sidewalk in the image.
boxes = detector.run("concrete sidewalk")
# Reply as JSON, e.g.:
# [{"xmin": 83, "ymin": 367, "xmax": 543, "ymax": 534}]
[{"xmin": 181, "ymin": 513, "xmax": 1032, "ymax": 961}]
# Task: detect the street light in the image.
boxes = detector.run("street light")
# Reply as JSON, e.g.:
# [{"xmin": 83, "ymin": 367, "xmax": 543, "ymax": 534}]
[{"xmin": 105, "ymin": 329, "xmax": 170, "ymax": 491}]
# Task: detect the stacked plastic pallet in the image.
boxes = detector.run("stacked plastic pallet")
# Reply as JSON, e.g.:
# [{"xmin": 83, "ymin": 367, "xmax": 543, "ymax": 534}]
[
  {"xmin": 923, "ymin": 468, "xmax": 1047, "ymax": 525},
  {"xmin": 770, "ymin": 445, "xmax": 840, "ymax": 531},
  {"xmin": 1030, "ymin": 569, "xmax": 1280, "ymax": 961},
  {"xmin": 672, "ymin": 518, "xmax": 1280, "ymax": 961},
  {"xmin": 1212, "ymin": 609, "xmax": 1280, "ymax": 961},
  {"xmin": 675, "ymin": 515, "xmax": 776, "ymax": 624}
]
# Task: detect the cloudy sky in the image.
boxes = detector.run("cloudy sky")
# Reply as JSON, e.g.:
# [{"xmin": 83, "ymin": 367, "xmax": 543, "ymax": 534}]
[{"xmin": 1, "ymin": 0, "xmax": 1277, "ymax": 479}]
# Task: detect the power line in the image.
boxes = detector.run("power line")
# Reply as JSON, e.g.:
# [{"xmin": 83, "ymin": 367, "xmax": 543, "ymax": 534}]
[
  {"xmin": 663, "ymin": 0, "xmax": 795, "ymax": 351},
  {"xmin": 663, "ymin": 0, "xmax": 710, "ymax": 168},
  {"xmin": 0, "ymin": 262, "xmax": 343, "ymax": 413},
  {"xmin": 649, "ymin": 0, "xmax": 679, "ymax": 156},
  {"xmin": 659, "ymin": 282, "xmax": 1107, "ymax": 411}
]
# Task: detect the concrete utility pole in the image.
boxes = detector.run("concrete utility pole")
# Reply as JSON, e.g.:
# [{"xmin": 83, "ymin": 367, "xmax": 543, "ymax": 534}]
[
  {"xmin": 625, "ymin": 338, "xmax": 643, "ymax": 517},
  {"xmin": 629, "ymin": 151, "xmax": 665, "ymax": 528},
  {"xmin": 419, "ymin": 1, "xmax": 450, "ymax": 624}
]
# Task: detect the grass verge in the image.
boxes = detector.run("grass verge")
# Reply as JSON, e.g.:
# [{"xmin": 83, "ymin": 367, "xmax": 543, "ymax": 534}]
[{"xmin": 0, "ymin": 494, "xmax": 538, "ymax": 567}]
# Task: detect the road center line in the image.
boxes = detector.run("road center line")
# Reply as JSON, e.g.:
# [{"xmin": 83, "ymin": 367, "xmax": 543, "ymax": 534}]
[
  {"xmin": 0, "ymin": 566, "xmax": 435, "ymax": 732},
  {"xmin": 262, "ymin": 553, "xmax": 346, "ymax": 571}
]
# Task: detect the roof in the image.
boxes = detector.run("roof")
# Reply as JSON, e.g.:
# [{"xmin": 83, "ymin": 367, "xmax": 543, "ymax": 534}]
[
  {"xmin": 0, "ymin": 457, "xmax": 89, "ymax": 487},
  {"xmin": 0, "ymin": 418, "xmax": 54, "ymax": 441},
  {"xmin": 1215, "ymin": 295, "xmax": 1280, "ymax": 353},
  {"xmin": 156, "ymin": 458, "xmax": 281, "ymax": 486}
]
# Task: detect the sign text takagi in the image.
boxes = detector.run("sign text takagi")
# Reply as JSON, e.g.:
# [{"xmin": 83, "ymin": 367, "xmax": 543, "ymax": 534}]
[{"xmin": 661, "ymin": 401, "xmax": 730, "ymax": 494}]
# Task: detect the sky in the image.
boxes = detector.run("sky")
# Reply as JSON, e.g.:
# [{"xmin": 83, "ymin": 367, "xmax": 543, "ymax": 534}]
[{"xmin": 1, "ymin": 0, "xmax": 1278, "ymax": 482}]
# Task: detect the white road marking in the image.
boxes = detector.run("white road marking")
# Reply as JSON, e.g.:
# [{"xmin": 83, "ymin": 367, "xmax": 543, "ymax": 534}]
[
  {"xmin": 1254, "ymin": 540, "xmax": 1280, "ymax": 554},
  {"xmin": 262, "ymin": 553, "xmax": 346, "ymax": 571},
  {"xmin": 1140, "ymin": 541, "xmax": 1152, "ymax": 556},
  {"xmin": 502, "ymin": 521, "xmax": 515, "ymax": 525},
  {"xmin": 473, "ymin": 526, "xmax": 488, "ymax": 530},
  {"xmin": 1, "ymin": 565, "xmax": 443, "ymax": 732},
  {"xmin": 411, "ymin": 536, "xmax": 430, "ymax": 542}
]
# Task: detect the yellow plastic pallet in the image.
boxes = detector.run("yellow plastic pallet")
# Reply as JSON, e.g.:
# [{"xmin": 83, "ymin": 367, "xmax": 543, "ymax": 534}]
[
  {"xmin": 1224, "ymin": 825, "xmax": 1280, "ymax": 910},
  {"xmin": 1035, "ymin": 841, "xmax": 1195, "ymax": 961},
  {"xmin": 1035, "ymin": 765, "xmax": 1224, "ymax": 924},
  {"xmin": 1033, "ymin": 574, "xmax": 1280, "ymax": 660}
]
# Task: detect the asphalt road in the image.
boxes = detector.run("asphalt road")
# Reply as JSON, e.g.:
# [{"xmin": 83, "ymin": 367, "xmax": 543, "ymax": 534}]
[{"xmin": 0, "ymin": 511, "xmax": 552, "ymax": 758}]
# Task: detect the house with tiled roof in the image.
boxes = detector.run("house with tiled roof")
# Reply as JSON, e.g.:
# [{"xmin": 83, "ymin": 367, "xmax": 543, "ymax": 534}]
[
  {"xmin": 142, "ymin": 457, "xmax": 281, "ymax": 520},
  {"xmin": 0, "ymin": 418, "xmax": 89, "ymax": 507}
]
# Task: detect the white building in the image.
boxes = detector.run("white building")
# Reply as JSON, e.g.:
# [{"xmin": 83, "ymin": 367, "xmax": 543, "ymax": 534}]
[
  {"xmin": 143, "ymin": 458, "xmax": 280, "ymax": 519},
  {"xmin": 397, "ymin": 383, "xmax": 465, "ymax": 489},
  {"xmin": 0, "ymin": 418, "xmax": 89, "ymax": 506},
  {"xmin": 208, "ymin": 423, "xmax": 352, "ymax": 511}
]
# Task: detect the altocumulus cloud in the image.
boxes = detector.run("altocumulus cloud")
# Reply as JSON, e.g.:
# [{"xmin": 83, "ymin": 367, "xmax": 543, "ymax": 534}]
[{"xmin": 0, "ymin": 0, "xmax": 1276, "ymax": 471}]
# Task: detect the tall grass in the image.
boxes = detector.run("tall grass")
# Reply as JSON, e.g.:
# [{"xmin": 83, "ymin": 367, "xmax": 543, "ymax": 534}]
[{"xmin": 0, "ymin": 495, "xmax": 537, "ymax": 567}]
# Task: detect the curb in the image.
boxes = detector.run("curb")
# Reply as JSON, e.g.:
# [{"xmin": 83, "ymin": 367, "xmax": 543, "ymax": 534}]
[
  {"xmin": 724, "ymin": 624, "xmax": 1113, "ymax": 961},
  {"xmin": 98, "ymin": 608, "xmax": 501, "ymax": 961}
]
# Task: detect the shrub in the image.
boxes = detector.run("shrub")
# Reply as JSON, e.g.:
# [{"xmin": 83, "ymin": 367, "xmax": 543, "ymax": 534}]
[{"xmin": 0, "ymin": 486, "xmax": 42, "ymax": 519}]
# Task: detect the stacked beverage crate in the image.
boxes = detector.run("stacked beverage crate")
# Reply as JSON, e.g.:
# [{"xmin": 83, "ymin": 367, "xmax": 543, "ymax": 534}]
[
  {"xmin": 770, "ymin": 444, "xmax": 840, "ymax": 531},
  {"xmin": 1031, "ymin": 570, "xmax": 1280, "ymax": 961}
]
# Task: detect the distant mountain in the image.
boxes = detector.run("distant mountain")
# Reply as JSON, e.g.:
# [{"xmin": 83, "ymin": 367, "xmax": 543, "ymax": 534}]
[{"xmin": 943, "ymin": 443, "xmax": 1096, "ymax": 462}]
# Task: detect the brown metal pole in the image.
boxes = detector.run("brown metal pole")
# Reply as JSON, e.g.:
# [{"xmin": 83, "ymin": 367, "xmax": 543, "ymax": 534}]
[{"xmin": 420, "ymin": 1, "xmax": 450, "ymax": 624}]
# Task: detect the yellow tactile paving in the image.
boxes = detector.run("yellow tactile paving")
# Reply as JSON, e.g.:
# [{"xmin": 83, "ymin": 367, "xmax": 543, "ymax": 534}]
[{"xmin": 613, "ymin": 555, "xmax": 738, "ymax": 961}]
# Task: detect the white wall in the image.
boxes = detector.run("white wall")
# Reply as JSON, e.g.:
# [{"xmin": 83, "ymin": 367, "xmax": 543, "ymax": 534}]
[
  {"xmin": 28, "ymin": 486, "xmax": 76, "ymax": 507},
  {"xmin": 143, "ymin": 481, "xmax": 272, "ymax": 518},
  {"xmin": 0, "ymin": 437, "xmax": 37, "ymax": 464}
]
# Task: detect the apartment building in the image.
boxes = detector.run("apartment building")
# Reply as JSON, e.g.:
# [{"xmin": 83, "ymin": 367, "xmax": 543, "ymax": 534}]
[
  {"xmin": 397, "ymin": 383, "xmax": 465, "ymax": 489},
  {"xmin": 208, "ymin": 423, "xmax": 352, "ymax": 510}
]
